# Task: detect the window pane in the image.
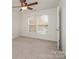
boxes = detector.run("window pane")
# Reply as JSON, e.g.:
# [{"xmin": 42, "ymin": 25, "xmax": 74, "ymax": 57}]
[
  {"xmin": 37, "ymin": 15, "xmax": 48, "ymax": 25},
  {"xmin": 28, "ymin": 17, "xmax": 36, "ymax": 25},
  {"xmin": 37, "ymin": 25, "xmax": 48, "ymax": 34},
  {"xmin": 28, "ymin": 15, "xmax": 48, "ymax": 34},
  {"xmin": 29, "ymin": 25, "xmax": 36, "ymax": 32},
  {"xmin": 37, "ymin": 15, "xmax": 48, "ymax": 34}
]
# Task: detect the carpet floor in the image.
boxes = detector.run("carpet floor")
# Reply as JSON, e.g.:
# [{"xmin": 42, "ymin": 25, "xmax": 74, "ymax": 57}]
[{"xmin": 12, "ymin": 37, "xmax": 65, "ymax": 59}]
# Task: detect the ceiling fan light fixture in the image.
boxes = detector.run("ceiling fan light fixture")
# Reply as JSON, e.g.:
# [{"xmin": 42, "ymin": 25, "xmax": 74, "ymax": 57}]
[
  {"xmin": 12, "ymin": 0, "xmax": 38, "ymax": 11},
  {"xmin": 21, "ymin": 6, "xmax": 27, "ymax": 10}
]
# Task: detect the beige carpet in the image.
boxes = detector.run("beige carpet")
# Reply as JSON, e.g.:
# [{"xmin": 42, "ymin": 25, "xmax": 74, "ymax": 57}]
[{"xmin": 12, "ymin": 37, "xmax": 65, "ymax": 59}]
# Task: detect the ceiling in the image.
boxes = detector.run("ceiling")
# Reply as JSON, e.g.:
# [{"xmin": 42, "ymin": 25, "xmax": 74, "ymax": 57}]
[{"xmin": 12, "ymin": 0, "xmax": 60, "ymax": 10}]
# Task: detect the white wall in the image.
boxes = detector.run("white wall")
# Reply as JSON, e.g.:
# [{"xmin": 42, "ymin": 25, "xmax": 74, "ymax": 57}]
[
  {"xmin": 60, "ymin": 0, "xmax": 66, "ymax": 55},
  {"xmin": 12, "ymin": 10, "xmax": 21, "ymax": 39},
  {"xmin": 20, "ymin": 8, "xmax": 57, "ymax": 41}
]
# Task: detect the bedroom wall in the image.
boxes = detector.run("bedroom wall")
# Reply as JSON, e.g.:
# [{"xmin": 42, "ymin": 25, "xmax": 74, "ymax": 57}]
[
  {"xmin": 20, "ymin": 8, "xmax": 57, "ymax": 41},
  {"xmin": 12, "ymin": 10, "xmax": 21, "ymax": 39}
]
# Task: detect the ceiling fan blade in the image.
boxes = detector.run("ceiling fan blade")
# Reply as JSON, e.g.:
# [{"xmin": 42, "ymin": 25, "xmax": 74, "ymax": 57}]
[
  {"xmin": 25, "ymin": 3, "xmax": 27, "ymax": 6},
  {"xmin": 27, "ymin": 2, "xmax": 38, "ymax": 6},
  {"xmin": 12, "ymin": 6, "xmax": 21, "ymax": 8},
  {"xmin": 27, "ymin": 6, "xmax": 33, "ymax": 10}
]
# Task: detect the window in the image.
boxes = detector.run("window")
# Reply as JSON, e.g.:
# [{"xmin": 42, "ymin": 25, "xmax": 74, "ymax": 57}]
[{"xmin": 28, "ymin": 15, "xmax": 48, "ymax": 34}]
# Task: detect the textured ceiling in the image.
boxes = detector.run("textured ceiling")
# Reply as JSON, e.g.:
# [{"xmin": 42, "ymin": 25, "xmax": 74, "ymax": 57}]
[{"xmin": 12, "ymin": 0, "xmax": 60, "ymax": 10}]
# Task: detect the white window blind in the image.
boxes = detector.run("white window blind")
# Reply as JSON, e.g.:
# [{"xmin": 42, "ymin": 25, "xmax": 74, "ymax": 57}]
[{"xmin": 28, "ymin": 15, "xmax": 48, "ymax": 34}]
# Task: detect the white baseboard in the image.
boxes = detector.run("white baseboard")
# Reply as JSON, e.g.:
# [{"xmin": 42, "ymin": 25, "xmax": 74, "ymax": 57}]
[{"xmin": 20, "ymin": 35, "xmax": 57, "ymax": 42}]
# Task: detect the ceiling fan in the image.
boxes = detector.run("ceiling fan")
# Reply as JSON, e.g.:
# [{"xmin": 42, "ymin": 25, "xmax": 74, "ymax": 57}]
[{"xmin": 12, "ymin": 0, "xmax": 38, "ymax": 11}]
